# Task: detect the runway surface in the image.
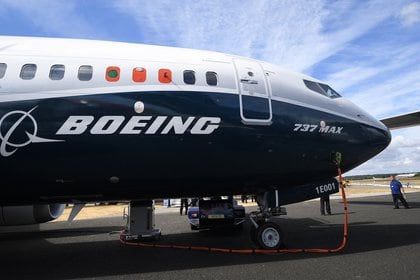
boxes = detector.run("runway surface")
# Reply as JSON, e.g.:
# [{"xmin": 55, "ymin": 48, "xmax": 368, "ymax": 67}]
[{"xmin": 1, "ymin": 192, "xmax": 419, "ymax": 280}]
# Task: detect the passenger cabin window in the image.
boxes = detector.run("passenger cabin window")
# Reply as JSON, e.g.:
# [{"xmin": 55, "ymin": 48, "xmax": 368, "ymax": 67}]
[
  {"xmin": 78, "ymin": 65, "xmax": 93, "ymax": 81},
  {"xmin": 49, "ymin": 64, "xmax": 65, "ymax": 80},
  {"xmin": 0, "ymin": 63, "xmax": 6, "ymax": 79},
  {"xmin": 183, "ymin": 70, "xmax": 196, "ymax": 85},
  {"xmin": 303, "ymin": 79, "xmax": 341, "ymax": 99},
  {"xmin": 206, "ymin": 71, "xmax": 218, "ymax": 86},
  {"xmin": 20, "ymin": 64, "xmax": 37, "ymax": 80}
]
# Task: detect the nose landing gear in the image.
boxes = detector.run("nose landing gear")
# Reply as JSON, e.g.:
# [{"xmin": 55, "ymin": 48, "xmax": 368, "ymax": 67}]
[{"xmin": 249, "ymin": 192, "xmax": 286, "ymax": 249}]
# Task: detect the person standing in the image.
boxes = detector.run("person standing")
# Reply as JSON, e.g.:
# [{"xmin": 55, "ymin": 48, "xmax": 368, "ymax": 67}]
[
  {"xmin": 390, "ymin": 175, "xmax": 410, "ymax": 209},
  {"xmin": 320, "ymin": 194, "xmax": 331, "ymax": 215},
  {"xmin": 191, "ymin": 197, "xmax": 198, "ymax": 207},
  {"xmin": 180, "ymin": 198, "xmax": 189, "ymax": 215}
]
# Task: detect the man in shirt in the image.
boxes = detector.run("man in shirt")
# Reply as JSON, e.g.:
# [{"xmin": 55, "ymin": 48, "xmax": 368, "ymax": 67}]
[{"xmin": 390, "ymin": 175, "xmax": 410, "ymax": 209}]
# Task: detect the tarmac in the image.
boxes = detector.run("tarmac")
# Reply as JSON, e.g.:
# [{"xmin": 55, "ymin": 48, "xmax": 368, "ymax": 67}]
[{"xmin": 1, "ymin": 191, "xmax": 419, "ymax": 280}]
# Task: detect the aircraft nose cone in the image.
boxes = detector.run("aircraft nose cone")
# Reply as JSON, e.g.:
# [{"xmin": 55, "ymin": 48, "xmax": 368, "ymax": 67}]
[{"xmin": 363, "ymin": 124, "xmax": 392, "ymax": 150}]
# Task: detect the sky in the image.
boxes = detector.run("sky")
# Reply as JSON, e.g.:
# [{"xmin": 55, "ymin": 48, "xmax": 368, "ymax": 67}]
[{"xmin": 0, "ymin": 0, "xmax": 419, "ymax": 175}]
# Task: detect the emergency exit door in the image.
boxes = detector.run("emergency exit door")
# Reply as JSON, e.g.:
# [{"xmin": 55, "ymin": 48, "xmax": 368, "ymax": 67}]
[{"xmin": 233, "ymin": 58, "xmax": 272, "ymax": 125}]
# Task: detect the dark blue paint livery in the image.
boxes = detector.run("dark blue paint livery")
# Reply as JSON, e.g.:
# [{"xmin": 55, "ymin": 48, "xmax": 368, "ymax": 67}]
[{"xmin": 0, "ymin": 90, "xmax": 390, "ymax": 205}]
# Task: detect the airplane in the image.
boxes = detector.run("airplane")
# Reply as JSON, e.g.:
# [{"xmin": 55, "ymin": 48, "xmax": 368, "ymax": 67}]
[
  {"xmin": 0, "ymin": 36, "xmax": 417, "ymax": 249},
  {"xmin": 396, "ymin": 173, "xmax": 417, "ymax": 178}
]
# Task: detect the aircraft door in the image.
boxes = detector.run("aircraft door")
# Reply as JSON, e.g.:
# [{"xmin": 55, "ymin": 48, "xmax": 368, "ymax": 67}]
[{"xmin": 233, "ymin": 58, "xmax": 272, "ymax": 125}]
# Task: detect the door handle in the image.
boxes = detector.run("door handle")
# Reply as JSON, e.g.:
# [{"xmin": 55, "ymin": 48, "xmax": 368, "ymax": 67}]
[{"xmin": 240, "ymin": 79, "xmax": 258, "ymax": 84}]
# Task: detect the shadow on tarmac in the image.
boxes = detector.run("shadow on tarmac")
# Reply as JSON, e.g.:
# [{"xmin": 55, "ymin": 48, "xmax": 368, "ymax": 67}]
[
  {"xmin": 0, "ymin": 226, "xmax": 122, "ymax": 241},
  {"xmin": 1, "ymin": 193, "xmax": 419, "ymax": 278},
  {"xmin": 0, "ymin": 215, "xmax": 419, "ymax": 279}
]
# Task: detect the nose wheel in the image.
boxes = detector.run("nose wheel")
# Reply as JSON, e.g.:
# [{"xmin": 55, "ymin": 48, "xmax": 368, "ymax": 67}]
[
  {"xmin": 255, "ymin": 222, "xmax": 284, "ymax": 249},
  {"xmin": 250, "ymin": 221, "xmax": 284, "ymax": 249}
]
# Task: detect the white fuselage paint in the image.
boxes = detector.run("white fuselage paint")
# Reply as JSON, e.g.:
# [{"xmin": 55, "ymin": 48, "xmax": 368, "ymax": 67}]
[{"xmin": 0, "ymin": 36, "xmax": 387, "ymax": 132}]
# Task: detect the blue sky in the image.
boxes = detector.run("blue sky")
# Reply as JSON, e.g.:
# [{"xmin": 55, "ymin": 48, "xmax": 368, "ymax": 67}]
[{"xmin": 0, "ymin": 0, "xmax": 419, "ymax": 175}]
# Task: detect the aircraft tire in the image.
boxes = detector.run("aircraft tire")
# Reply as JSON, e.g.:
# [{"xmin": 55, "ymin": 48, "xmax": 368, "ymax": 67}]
[{"xmin": 256, "ymin": 222, "xmax": 284, "ymax": 249}]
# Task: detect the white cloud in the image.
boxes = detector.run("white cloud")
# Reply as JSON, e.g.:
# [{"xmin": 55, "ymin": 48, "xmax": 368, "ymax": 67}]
[
  {"xmin": 391, "ymin": 135, "xmax": 418, "ymax": 148},
  {"xmin": 403, "ymin": 157, "xmax": 413, "ymax": 165},
  {"xmin": 347, "ymin": 68, "xmax": 420, "ymax": 118},
  {"xmin": 350, "ymin": 70, "xmax": 420, "ymax": 117},
  {"xmin": 332, "ymin": 43, "xmax": 420, "ymax": 119},
  {"xmin": 325, "ymin": 67, "xmax": 381, "ymax": 92},
  {"xmin": 324, "ymin": 41, "xmax": 420, "ymax": 92},
  {"xmin": 398, "ymin": 2, "xmax": 420, "ymax": 26},
  {"xmin": 4, "ymin": 0, "xmax": 410, "ymax": 73},
  {"xmin": 113, "ymin": 0, "xmax": 403, "ymax": 72}
]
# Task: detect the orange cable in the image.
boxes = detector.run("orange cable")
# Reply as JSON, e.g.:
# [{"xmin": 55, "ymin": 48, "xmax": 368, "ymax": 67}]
[{"xmin": 119, "ymin": 167, "xmax": 348, "ymax": 254}]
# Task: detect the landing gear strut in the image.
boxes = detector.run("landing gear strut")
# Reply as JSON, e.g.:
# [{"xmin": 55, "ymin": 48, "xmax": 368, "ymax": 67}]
[{"xmin": 249, "ymin": 192, "xmax": 286, "ymax": 249}]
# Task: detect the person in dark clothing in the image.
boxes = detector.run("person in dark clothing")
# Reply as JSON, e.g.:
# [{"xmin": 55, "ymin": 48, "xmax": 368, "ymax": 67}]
[
  {"xmin": 191, "ymin": 197, "xmax": 198, "ymax": 207},
  {"xmin": 180, "ymin": 198, "xmax": 189, "ymax": 215},
  {"xmin": 390, "ymin": 175, "xmax": 409, "ymax": 209},
  {"xmin": 320, "ymin": 194, "xmax": 331, "ymax": 215}
]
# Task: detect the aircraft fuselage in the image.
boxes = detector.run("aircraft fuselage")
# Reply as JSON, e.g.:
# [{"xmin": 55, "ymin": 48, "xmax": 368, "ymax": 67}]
[{"xmin": 0, "ymin": 36, "xmax": 391, "ymax": 205}]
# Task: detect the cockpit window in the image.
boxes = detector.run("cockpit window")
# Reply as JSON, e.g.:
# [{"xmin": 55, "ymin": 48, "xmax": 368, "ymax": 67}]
[
  {"xmin": 303, "ymin": 79, "xmax": 341, "ymax": 99},
  {"xmin": 303, "ymin": 80, "xmax": 324, "ymax": 96},
  {"xmin": 318, "ymin": 83, "xmax": 341, "ymax": 98}
]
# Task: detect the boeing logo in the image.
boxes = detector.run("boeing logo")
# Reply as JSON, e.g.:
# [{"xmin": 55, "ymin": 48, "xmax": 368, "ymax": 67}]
[
  {"xmin": 0, "ymin": 107, "xmax": 63, "ymax": 157},
  {"xmin": 56, "ymin": 115, "xmax": 221, "ymax": 135},
  {"xmin": 0, "ymin": 107, "xmax": 222, "ymax": 157}
]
